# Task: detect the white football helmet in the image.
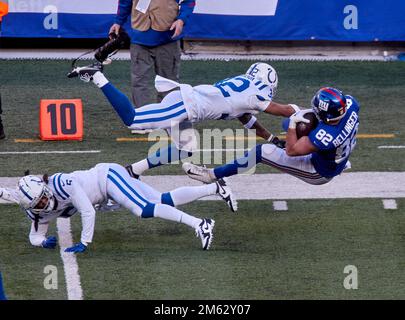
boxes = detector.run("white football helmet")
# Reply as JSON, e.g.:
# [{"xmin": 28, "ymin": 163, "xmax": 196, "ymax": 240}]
[
  {"xmin": 245, "ymin": 62, "xmax": 278, "ymax": 99},
  {"xmin": 17, "ymin": 175, "xmax": 55, "ymax": 214}
]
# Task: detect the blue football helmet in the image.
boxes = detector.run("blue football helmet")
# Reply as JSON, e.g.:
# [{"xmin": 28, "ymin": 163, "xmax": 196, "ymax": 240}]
[{"xmin": 311, "ymin": 87, "xmax": 347, "ymax": 123}]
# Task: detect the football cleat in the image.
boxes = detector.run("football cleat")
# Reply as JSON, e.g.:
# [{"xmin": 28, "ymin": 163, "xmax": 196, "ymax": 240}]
[
  {"xmin": 67, "ymin": 63, "xmax": 103, "ymax": 82},
  {"xmin": 182, "ymin": 162, "xmax": 216, "ymax": 184},
  {"xmin": 0, "ymin": 123, "xmax": 5, "ymax": 140},
  {"xmin": 215, "ymin": 178, "xmax": 238, "ymax": 213},
  {"xmin": 125, "ymin": 165, "xmax": 140, "ymax": 180},
  {"xmin": 0, "ymin": 188, "xmax": 18, "ymax": 203},
  {"xmin": 195, "ymin": 218, "xmax": 215, "ymax": 250}
]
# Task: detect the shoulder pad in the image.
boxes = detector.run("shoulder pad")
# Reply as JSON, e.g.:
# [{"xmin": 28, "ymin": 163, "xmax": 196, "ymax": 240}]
[{"xmin": 51, "ymin": 173, "xmax": 74, "ymax": 200}]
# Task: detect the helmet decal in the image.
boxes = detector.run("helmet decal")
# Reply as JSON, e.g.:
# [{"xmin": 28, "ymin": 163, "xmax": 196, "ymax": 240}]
[{"xmin": 312, "ymin": 87, "xmax": 347, "ymax": 123}]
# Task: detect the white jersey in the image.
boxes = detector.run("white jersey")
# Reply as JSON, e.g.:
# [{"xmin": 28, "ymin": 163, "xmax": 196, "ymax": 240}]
[
  {"xmin": 26, "ymin": 163, "xmax": 111, "ymax": 246},
  {"xmin": 183, "ymin": 75, "xmax": 272, "ymax": 122},
  {"xmin": 154, "ymin": 75, "xmax": 273, "ymax": 123}
]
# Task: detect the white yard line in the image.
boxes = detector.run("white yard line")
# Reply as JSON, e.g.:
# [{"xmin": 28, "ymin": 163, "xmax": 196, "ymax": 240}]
[
  {"xmin": 56, "ymin": 218, "xmax": 84, "ymax": 300},
  {"xmin": 273, "ymin": 201, "xmax": 288, "ymax": 211},
  {"xmin": 0, "ymin": 150, "xmax": 101, "ymax": 155},
  {"xmin": 382, "ymin": 199, "xmax": 398, "ymax": 210},
  {"xmin": 378, "ymin": 146, "xmax": 405, "ymax": 149},
  {"xmin": 140, "ymin": 172, "xmax": 405, "ymax": 200}
]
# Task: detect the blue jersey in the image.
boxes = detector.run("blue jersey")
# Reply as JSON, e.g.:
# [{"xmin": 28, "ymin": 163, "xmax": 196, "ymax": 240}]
[{"xmin": 308, "ymin": 95, "xmax": 360, "ymax": 178}]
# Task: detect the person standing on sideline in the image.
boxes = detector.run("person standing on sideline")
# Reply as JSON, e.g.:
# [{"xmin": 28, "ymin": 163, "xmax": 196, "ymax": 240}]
[
  {"xmin": 0, "ymin": 0, "xmax": 8, "ymax": 30},
  {"xmin": 0, "ymin": 271, "xmax": 6, "ymax": 300},
  {"xmin": 109, "ymin": 1, "xmax": 195, "ymax": 113},
  {"xmin": 0, "ymin": 1, "xmax": 8, "ymax": 139}
]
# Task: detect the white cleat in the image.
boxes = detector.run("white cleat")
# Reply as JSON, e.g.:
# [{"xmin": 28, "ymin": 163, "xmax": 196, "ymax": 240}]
[
  {"xmin": 215, "ymin": 178, "xmax": 238, "ymax": 213},
  {"xmin": 67, "ymin": 63, "xmax": 103, "ymax": 82},
  {"xmin": 195, "ymin": 218, "xmax": 215, "ymax": 250},
  {"xmin": 182, "ymin": 162, "xmax": 216, "ymax": 184}
]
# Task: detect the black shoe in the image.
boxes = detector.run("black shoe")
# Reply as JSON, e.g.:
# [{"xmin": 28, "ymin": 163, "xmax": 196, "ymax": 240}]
[
  {"xmin": 195, "ymin": 218, "xmax": 215, "ymax": 250},
  {"xmin": 67, "ymin": 63, "xmax": 103, "ymax": 81},
  {"xmin": 215, "ymin": 178, "xmax": 238, "ymax": 213},
  {"xmin": 271, "ymin": 136, "xmax": 286, "ymax": 149},
  {"xmin": 0, "ymin": 125, "xmax": 5, "ymax": 140},
  {"xmin": 125, "ymin": 165, "xmax": 140, "ymax": 180}
]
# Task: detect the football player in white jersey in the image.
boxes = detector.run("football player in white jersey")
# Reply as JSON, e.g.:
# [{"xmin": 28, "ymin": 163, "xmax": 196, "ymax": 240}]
[
  {"xmin": 68, "ymin": 62, "xmax": 300, "ymax": 178},
  {"xmin": 0, "ymin": 163, "xmax": 238, "ymax": 252}
]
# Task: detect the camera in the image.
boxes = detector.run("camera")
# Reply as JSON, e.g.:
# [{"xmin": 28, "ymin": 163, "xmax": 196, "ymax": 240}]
[{"xmin": 94, "ymin": 28, "xmax": 130, "ymax": 63}]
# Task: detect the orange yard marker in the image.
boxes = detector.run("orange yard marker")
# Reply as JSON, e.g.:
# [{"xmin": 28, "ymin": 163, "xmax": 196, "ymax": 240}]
[{"xmin": 39, "ymin": 99, "xmax": 83, "ymax": 141}]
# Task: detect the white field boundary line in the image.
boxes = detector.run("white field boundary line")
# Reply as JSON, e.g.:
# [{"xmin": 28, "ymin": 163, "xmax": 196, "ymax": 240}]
[
  {"xmin": 56, "ymin": 218, "xmax": 84, "ymax": 300},
  {"xmin": 0, "ymin": 49, "xmax": 389, "ymax": 62},
  {"xmin": 1, "ymin": 172, "xmax": 405, "ymax": 203},
  {"xmin": 0, "ymin": 150, "xmax": 101, "ymax": 155},
  {"xmin": 141, "ymin": 172, "xmax": 405, "ymax": 200}
]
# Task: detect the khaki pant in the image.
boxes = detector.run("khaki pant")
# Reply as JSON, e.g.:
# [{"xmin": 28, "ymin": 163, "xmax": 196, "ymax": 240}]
[{"xmin": 130, "ymin": 41, "xmax": 181, "ymax": 107}]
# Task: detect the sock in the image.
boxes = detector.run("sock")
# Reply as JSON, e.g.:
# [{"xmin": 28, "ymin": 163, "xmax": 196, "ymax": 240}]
[
  {"xmin": 130, "ymin": 159, "xmax": 150, "ymax": 176},
  {"xmin": 100, "ymin": 82, "xmax": 136, "ymax": 126},
  {"xmin": 153, "ymin": 204, "xmax": 201, "ymax": 229},
  {"xmin": 169, "ymin": 183, "xmax": 218, "ymax": 206},
  {"xmin": 146, "ymin": 145, "xmax": 193, "ymax": 169},
  {"xmin": 214, "ymin": 144, "xmax": 263, "ymax": 179},
  {"xmin": 92, "ymin": 71, "xmax": 109, "ymax": 88}
]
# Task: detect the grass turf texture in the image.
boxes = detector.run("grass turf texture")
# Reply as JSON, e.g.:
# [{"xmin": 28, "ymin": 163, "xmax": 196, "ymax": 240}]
[
  {"xmin": 0, "ymin": 60, "xmax": 404, "ymax": 176},
  {"xmin": 1, "ymin": 60, "xmax": 404, "ymax": 300},
  {"xmin": 1, "ymin": 199, "xmax": 405, "ymax": 299},
  {"xmin": 0, "ymin": 206, "xmax": 67, "ymax": 300}
]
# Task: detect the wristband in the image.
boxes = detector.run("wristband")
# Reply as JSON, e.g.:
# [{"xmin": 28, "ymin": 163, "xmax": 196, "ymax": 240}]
[
  {"xmin": 289, "ymin": 104, "xmax": 301, "ymax": 113},
  {"xmin": 289, "ymin": 119, "xmax": 298, "ymax": 130},
  {"xmin": 267, "ymin": 134, "xmax": 274, "ymax": 142},
  {"xmin": 244, "ymin": 116, "xmax": 257, "ymax": 129}
]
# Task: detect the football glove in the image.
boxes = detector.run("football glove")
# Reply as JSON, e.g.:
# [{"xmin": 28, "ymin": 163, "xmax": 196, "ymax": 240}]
[
  {"xmin": 41, "ymin": 236, "xmax": 58, "ymax": 249},
  {"xmin": 271, "ymin": 136, "xmax": 286, "ymax": 149},
  {"xmin": 288, "ymin": 109, "xmax": 311, "ymax": 129},
  {"xmin": 65, "ymin": 242, "xmax": 87, "ymax": 253}
]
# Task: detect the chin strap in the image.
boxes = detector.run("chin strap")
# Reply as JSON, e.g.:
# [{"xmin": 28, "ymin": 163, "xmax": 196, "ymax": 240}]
[{"xmin": 34, "ymin": 214, "xmax": 40, "ymax": 232}]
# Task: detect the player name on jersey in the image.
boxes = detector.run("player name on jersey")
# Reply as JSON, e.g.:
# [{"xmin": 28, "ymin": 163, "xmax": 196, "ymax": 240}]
[{"xmin": 332, "ymin": 111, "xmax": 359, "ymax": 147}]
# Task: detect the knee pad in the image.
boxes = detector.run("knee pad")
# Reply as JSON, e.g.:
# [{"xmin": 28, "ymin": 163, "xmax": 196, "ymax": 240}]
[
  {"xmin": 141, "ymin": 203, "xmax": 155, "ymax": 218},
  {"xmin": 259, "ymin": 143, "xmax": 276, "ymax": 160},
  {"xmin": 161, "ymin": 192, "xmax": 175, "ymax": 207}
]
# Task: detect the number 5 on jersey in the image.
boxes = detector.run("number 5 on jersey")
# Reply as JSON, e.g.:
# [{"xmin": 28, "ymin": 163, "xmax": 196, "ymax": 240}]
[{"xmin": 39, "ymin": 99, "xmax": 83, "ymax": 141}]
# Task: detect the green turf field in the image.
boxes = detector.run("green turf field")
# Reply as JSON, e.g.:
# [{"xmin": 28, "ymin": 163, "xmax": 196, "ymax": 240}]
[
  {"xmin": 0, "ymin": 60, "xmax": 404, "ymax": 300},
  {"xmin": 2, "ymin": 199, "xmax": 405, "ymax": 299},
  {"xmin": 0, "ymin": 60, "xmax": 404, "ymax": 176}
]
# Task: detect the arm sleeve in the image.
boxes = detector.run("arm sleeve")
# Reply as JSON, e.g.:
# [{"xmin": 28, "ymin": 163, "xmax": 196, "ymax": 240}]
[
  {"xmin": 70, "ymin": 183, "xmax": 96, "ymax": 245},
  {"xmin": 177, "ymin": 0, "xmax": 196, "ymax": 23},
  {"xmin": 115, "ymin": 0, "xmax": 133, "ymax": 26},
  {"xmin": 29, "ymin": 222, "xmax": 49, "ymax": 247}
]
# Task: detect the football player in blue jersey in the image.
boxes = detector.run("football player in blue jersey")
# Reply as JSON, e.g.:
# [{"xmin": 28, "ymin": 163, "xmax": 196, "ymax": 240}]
[{"xmin": 183, "ymin": 87, "xmax": 360, "ymax": 185}]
